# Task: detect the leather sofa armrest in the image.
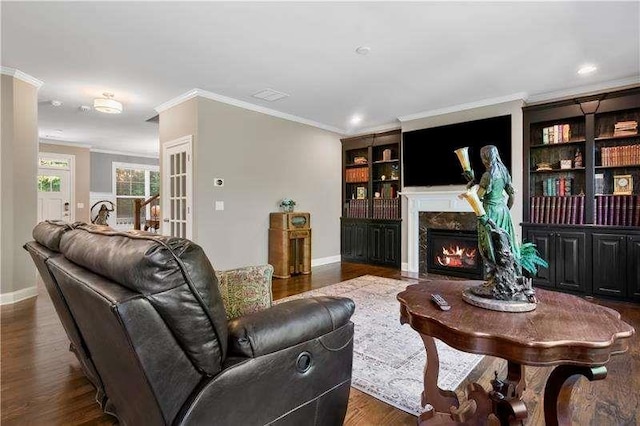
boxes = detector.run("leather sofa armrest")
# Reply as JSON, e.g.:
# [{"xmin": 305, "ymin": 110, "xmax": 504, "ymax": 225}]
[{"xmin": 228, "ymin": 296, "xmax": 355, "ymax": 358}]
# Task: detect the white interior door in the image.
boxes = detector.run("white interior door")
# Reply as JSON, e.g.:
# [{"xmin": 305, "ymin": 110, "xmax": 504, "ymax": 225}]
[
  {"xmin": 162, "ymin": 136, "xmax": 193, "ymax": 239},
  {"xmin": 37, "ymin": 168, "xmax": 71, "ymax": 222}
]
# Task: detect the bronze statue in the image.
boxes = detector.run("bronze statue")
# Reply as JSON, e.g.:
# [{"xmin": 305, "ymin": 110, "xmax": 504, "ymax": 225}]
[{"xmin": 456, "ymin": 146, "xmax": 546, "ymax": 312}]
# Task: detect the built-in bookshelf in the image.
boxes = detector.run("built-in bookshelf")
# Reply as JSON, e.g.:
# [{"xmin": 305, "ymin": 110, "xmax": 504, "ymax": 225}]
[
  {"xmin": 523, "ymin": 87, "xmax": 640, "ymax": 302},
  {"xmin": 340, "ymin": 129, "xmax": 401, "ymax": 267}
]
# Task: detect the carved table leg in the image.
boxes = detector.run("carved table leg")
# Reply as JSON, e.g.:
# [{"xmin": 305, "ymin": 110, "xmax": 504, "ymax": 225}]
[
  {"xmin": 543, "ymin": 365, "xmax": 607, "ymax": 426},
  {"xmin": 419, "ymin": 334, "xmax": 459, "ymax": 414}
]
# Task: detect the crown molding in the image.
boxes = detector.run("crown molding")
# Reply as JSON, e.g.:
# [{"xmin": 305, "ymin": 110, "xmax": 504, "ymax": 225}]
[
  {"xmin": 91, "ymin": 148, "xmax": 159, "ymax": 159},
  {"xmin": 346, "ymin": 122, "xmax": 401, "ymax": 137},
  {"xmin": 39, "ymin": 138, "xmax": 92, "ymax": 149},
  {"xmin": 0, "ymin": 67, "xmax": 43, "ymax": 89},
  {"xmin": 525, "ymin": 76, "xmax": 640, "ymax": 105},
  {"xmin": 398, "ymin": 92, "xmax": 528, "ymax": 123},
  {"xmin": 155, "ymin": 88, "xmax": 346, "ymax": 135}
]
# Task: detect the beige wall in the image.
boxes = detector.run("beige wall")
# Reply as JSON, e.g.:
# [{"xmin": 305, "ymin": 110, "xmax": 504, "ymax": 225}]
[
  {"xmin": 39, "ymin": 141, "xmax": 91, "ymax": 223},
  {"xmin": 1, "ymin": 74, "xmax": 39, "ymax": 297},
  {"xmin": 400, "ymin": 100, "xmax": 525, "ymax": 264},
  {"xmin": 160, "ymin": 97, "xmax": 342, "ymax": 271}
]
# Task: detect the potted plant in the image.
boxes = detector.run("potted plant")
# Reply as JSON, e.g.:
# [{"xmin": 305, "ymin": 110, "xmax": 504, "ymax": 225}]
[{"xmin": 279, "ymin": 198, "xmax": 296, "ymax": 212}]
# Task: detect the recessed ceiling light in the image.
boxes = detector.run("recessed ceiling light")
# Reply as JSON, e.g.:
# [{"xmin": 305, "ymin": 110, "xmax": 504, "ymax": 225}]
[
  {"xmin": 252, "ymin": 88, "xmax": 289, "ymax": 102},
  {"xmin": 53, "ymin": 129, "xmax": 63, "ymax": 134},
  {"xmin": 577, "ymin": 64, "xmax": 597, "ymax": 75},
  {"xmin": 355, "ymin": 46, "xmax": 371, "ymax": 55},
  {"xmin": 350, "ymin": 115, "xmax": 363, "ymax": 125},
  {"xmin": 50, "ymin": 100, "xmax": 62, "ymax": 107}
]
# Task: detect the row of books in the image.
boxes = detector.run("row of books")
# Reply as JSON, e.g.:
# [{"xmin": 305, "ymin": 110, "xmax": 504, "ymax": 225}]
[
  {"xmin": 595, "ymin": 195, "xmax": 640, "ymax": 226},
  {"xmin": 542, "ymin": 177, "xmax": 573, "ymax": 196},
  {"xmin": 345, "ymin": 199, "xmax": 369, "ymax": 218},
  {"xmin": 613, "ymin": 120, "xmax": 638, "ymax": 137},
  {"xmin": 529, "ymin": 196, "xmax": 585, "ymax": 224},
  {"xmin": 345, "ymin": 167, "xmax": 369, "ymax": 183},
  {"xmin": 379, "ymin": 183, "xmax": 397, "ymax": 199},
  {"xmin": 372, "ymin": 198, "xmax": 400, "ymax": 220},
  {"xmin": 600, "ymin": 144, "xmax": 640, "ymax": 167},
  {"xmin": 542, "ymin": 124, "xmax": 572, "ymax": 144}
]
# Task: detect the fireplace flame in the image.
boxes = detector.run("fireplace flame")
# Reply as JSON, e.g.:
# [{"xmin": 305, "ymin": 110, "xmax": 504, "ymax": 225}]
[{"xmin": 436, "ymin": 245, "xmax": 477, "ymax": 268}]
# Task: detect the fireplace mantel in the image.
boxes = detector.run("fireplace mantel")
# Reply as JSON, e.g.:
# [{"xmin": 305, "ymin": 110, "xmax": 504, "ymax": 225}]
[{"xmin": 401, "ymin": 188, "xmax": 474, "ymax": 273}]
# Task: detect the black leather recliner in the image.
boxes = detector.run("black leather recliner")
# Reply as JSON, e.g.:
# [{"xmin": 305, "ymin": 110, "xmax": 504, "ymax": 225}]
[{"xmin": 25, "ymin": 221, "xmax": 355, "ymax": 425}]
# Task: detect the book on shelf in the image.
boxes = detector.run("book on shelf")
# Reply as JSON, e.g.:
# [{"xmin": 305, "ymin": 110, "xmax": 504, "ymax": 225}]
[
  {"xmin": 345, "ymin": 167, "xmax": 369, "ymax": 183},
  {"xmin": 613, "ymin": 120, "xmax": 638, "ymax": 137},
  {"xmin": 530, "ymin": 195, "xmax": 586, "ymax": 225},
  {"xmin": 372, "ymin": 198, "xmax": 399, "ymax": 220},
  {"xmin": 595, "ymin": 195, "xmax": 640, "ymax": 226},
  {"xmin": 600, "ymin": 144, "xmax": 640, "ymax": 166},
  {"xmin": 542, "ymin": 123, "xmax": 571, "ymax": 144},
  {"xmin": 595, "ymin": 173, "xmax": 605, "ymax": 194},
  {"xmin": 542, "ymin": 177, "xmax": 573, "ymax": 196}
]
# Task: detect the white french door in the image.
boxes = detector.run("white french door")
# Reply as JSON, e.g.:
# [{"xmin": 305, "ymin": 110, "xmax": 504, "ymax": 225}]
[{"xmin": 162, "ymin": 136, "xmax": 193, "ymax": 239}]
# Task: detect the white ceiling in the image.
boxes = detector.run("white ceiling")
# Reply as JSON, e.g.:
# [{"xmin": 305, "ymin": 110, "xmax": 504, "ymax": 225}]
[{"xmin": 2, "ymin": 2, "xmax": 639, "ymax": 156}]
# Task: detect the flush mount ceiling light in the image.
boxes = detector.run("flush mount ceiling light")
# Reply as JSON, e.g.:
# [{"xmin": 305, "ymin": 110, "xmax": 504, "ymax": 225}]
[
  {"xmin": 94, "ymin": 92, "xmax": 123, "ymax": 114},
  {"xmin": 577, "ymin": 64, "xmax": 597, "ymax": 75},
  {"xmin": 355, "ymin": 46, "xmax": 371, "ymax": 55},
  {"xmin": 350, "ymin": 115, "xmax": 363, "ymax": 125}
]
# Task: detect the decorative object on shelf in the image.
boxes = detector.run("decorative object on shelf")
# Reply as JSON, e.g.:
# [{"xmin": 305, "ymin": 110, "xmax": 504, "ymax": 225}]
[
  {"xmin": 278, "ymin": 198, "xmax": 296, "ymax": 212},
  {"xmin": 535, "ymin": 162, "xmax": 552, "ymax": 171},
  {"xmin": 356, "ymin": 186, "xmax": 367, "ymax": 199},
  {"xmin": 380, "ymin": 174, "xmax": 386, "ymax": 180},
  {"xmin": 595, "ymin": 173, "xmax": 605, "ymax": 195},
  {"xmin": 613, "ymin": 174, "xmax": 633, "ymax": 195},
  {"xmin": 574, "ymin": 148, "xmax": 583, "ymax": 167},
  {"xmin": 374, "ymin": 191, "xmax": 381, "ymax": 198},
  {"xmin": 560, "ymin": 159, "xmax": 572, "ymax": 169},
  {"xmin": 457, "ymin": 146, "xmax": 547, "ymax": 312},
  {"xmin": 390, "ymin": 164, "xmax": 399, "ymax": 179},
  {"xmin": 353, "ymin": 156, "xmax": 367, "ymax": 165},
  {"xmin": 382, "ymin": 149, "xmax": 392, "ymax": 161}
]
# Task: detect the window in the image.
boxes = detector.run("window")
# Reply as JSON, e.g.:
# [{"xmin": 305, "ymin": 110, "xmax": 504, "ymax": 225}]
[
  {"xmin": 37, "ymin": 175, "xmax": 62, "ymax": 192},
  {"xmin": 113, "ymin": 163, "xmax": 159, "ymax": 226}
]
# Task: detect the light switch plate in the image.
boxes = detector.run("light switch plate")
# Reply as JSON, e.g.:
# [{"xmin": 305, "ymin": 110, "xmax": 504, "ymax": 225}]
[
  {"xmin": 215, "ymin": 201, "xmax": 224, "ymax": 211},
  {"xmin": 214, "ymin": 178, "xmax": 224, "ymax": 187}
]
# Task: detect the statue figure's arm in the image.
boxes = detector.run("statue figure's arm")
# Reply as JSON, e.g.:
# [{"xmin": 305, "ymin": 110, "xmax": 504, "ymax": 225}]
[
  {"xmin": 477, "ymin": 172, "xmax": 490, "ymax": 200},
  {"xmin": 505, "ymin": 184, "xmax": 515, "ymax": 209}
]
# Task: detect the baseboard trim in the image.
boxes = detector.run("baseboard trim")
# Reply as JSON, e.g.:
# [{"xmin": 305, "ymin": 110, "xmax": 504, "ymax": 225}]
[
  {"xmin": 311, "ymin": 255, "xmax": 341, "ymax": 267},
  {"xmin": 0, "ymin": 286, "xmax": 38, "ymax": 305}
]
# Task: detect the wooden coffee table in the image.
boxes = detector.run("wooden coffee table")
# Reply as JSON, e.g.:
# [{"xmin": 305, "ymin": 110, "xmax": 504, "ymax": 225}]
[{"xmin": 397, "ymin": 280, "xmax": 635, "ymax": 426}]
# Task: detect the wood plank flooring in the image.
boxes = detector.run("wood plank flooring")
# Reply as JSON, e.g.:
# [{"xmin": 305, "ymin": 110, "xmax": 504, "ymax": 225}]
[{"xmin": 1, "ymin": 262, "xmax": 638, "ymax": 425}]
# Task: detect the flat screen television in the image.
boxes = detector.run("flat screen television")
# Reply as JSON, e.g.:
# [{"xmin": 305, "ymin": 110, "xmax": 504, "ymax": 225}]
[{"xmin": 403, "ymin": 115, "xmax": 512, "ymax": 187}]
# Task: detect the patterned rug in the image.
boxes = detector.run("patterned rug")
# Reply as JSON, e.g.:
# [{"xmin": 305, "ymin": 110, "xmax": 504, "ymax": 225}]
[{"xmin": 278, "ymin": 275, "xmax": 483, "ymax": 416}]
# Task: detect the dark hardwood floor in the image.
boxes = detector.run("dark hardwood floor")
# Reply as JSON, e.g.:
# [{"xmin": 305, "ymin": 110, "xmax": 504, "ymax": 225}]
[{"xmin": 1, "ymin": 262, "xmax": 638, "ymax": 425}]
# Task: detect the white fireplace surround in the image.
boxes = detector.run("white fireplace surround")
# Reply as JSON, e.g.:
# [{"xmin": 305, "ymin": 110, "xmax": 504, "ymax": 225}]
[{"xmin": 401, "ymin": 188, "xmax": 474, "ymax": 273}]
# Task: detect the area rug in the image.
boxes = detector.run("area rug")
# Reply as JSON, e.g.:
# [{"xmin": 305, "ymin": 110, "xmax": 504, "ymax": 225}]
[{"xmin": 277, "ymin": 275, "xmax": 484, "ymax": 416}]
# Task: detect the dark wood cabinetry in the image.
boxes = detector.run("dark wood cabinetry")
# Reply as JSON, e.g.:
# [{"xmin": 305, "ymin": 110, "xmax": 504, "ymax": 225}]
[
  {"xmin": 340, "ymin": 130, "xmax": 401, "ymax": 267},
  {"xmin": 341, "ymin": 218, "xmax": 400, "ymax": 267},
  {"xmin": 525, "ymin": 227, "xmax": 587, "ymax": 293},
  {"xmin": 523, "ymin": 87, "xmax": 640, "ymax": 302}
]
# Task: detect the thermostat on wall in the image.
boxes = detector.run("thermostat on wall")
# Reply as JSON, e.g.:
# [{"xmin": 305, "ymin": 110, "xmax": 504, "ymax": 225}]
[{"xmin": 214, "ymin": 178, "xmax": 224, "ymax": 187}]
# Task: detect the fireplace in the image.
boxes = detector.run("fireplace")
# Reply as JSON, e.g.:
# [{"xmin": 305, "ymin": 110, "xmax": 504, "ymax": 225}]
[{"xmin": 426, "ymin": 229, "xmax": 483, "ymax": 279}]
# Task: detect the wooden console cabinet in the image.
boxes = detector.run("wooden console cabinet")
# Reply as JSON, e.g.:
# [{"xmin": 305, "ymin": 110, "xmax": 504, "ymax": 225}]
[{"xmin": 269, "ymin": 212, "xmax": 311, "ymax": 279}]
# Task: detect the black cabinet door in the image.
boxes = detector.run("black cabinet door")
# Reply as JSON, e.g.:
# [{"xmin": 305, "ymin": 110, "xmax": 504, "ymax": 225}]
[
  {"xmin": 627, "ymin": 235, "xmax": 640, "ymax": 300},
  {"xmin": 382, "ymin": 223, "xmax": 400, "ymax": 266},
  {"xmin": 367, "ymin": 224, "xmax": 384, "ymax": 264},
  {"xmin": 341, "ymin": 221, "xmax": 354, "ymax": 259},
  {"xmin": 527, "ymin": 229, "xmax": 555, "ymax": 288},
  {"xmin": 555, "ymin": 232, "xmax": 587, "ymax": 293},
  {"xmin": 341, "ymin": 220, "xmax": 368, "ymax": 262},
  {"xmin": 592, "ymin": 233, "xmax": 627, "ymax": 297}
]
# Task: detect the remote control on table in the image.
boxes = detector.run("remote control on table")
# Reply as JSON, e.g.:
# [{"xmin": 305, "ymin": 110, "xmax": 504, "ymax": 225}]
[{"xmin": 431, "ymin": 293, "xmax": 451, "ymax": 311}]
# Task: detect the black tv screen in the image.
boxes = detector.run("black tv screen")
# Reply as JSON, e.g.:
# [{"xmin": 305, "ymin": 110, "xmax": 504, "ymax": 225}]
[{"xmin": 403, "ymin": 115, "xmax": 512, "ymax": 187}]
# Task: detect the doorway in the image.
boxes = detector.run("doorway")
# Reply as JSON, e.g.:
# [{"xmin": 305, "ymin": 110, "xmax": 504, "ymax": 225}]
[
  {"xmin": 161, "ymin": 136, "xmax": 193, "ymax": 239},
  {"xmin": 37, "ymin": 153, "xmax": 74, "ymax": 222}
]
